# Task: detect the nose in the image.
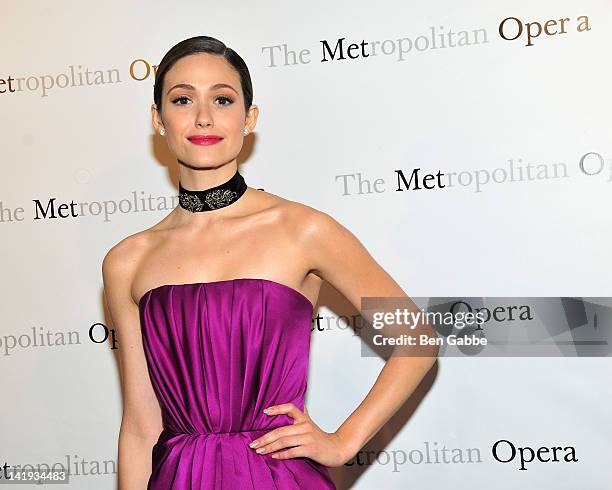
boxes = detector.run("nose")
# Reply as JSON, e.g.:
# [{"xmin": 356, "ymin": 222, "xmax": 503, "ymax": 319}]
[{"xmin": 195, "ymin": 104, "xmax": 213, "ymax": 128}]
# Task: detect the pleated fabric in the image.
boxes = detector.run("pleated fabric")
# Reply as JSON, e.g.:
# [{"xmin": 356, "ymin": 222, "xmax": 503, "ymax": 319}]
[{"xmin": 138, "ymin": 278, "xmax": 336, "ymax": 489}]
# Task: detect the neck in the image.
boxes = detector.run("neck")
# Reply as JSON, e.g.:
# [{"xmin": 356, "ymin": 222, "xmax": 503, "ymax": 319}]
[{"xmin": 177, "ymin": 161, "xmax": 238, "ymax": 190}]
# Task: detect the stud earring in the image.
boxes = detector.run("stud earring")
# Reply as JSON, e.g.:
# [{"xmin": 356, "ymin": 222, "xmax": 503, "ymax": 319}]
[
  {"xmin": 159, "ymin": 128, "xmax": 166, "ymax": 136},
  {"xmin": 243, "ymin": 127, "xmax": 249, "ymax": 135}
]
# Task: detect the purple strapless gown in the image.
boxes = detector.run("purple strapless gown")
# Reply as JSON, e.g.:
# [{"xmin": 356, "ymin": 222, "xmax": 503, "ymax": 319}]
[{"xmin": 138, "ymin": 278, "xmax": 336, "ymax": 489}]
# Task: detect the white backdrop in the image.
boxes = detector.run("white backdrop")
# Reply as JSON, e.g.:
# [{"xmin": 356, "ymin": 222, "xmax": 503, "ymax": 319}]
[{"xmin": 1, "ymin": 1, "xmax": 610, "ymax": 488}]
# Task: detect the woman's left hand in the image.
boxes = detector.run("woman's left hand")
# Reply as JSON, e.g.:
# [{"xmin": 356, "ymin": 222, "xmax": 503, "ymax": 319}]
[{"xmin": 248, "ymin": 403, "xmax": 354, "ymax": 467}]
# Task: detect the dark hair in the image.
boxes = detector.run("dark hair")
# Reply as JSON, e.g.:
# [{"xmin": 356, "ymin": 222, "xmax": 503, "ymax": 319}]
[{"xmin": 153, "ymin": 36, "xmax": 253, "ymax": 114}]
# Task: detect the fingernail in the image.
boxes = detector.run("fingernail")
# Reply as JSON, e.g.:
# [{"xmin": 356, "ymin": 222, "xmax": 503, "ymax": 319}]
[
  {"xmin": 249, "ymin": 441, "xmax": 258, "ymax": 448},
  {"xmin": 263, "ymin": 408, "xmax": 270, "ymax": 414}
]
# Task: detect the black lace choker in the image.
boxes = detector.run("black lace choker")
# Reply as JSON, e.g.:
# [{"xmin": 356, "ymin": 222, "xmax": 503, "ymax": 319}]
[{"xmin": 178, "ymin": 170, "xmax": 247, "ymax": 212}]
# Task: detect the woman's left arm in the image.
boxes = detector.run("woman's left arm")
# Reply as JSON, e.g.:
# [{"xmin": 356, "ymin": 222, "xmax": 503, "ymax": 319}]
[
  {"xmin": 307, "ymin": 210, "xmax": 440, "ymax": 462},
  {"xmin": 249, "ymin": 209, "xmax": 439, "ymax": 466}
]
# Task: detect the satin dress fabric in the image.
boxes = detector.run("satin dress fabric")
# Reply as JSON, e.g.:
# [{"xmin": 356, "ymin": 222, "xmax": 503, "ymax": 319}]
[{"xmin": 138, "ymin": 278, "xmax": 336, "ymax": 489}]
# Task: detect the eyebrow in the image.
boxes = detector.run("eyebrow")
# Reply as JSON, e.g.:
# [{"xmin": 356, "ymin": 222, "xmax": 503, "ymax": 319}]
[{"xmin": 166, "ymin": 82, "xmax": 238, "ymax": 95}]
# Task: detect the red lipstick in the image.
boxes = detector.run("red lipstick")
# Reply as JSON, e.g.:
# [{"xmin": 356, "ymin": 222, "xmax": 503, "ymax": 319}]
[{"xmin": 187, "ymin": 135, "xmax": 223, "ymax": 145}]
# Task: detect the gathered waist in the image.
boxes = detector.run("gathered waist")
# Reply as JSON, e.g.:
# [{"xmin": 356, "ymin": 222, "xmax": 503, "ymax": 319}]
[{"xmin": 161, "ymin": 426, "xmax": 269, "ymax": 438}]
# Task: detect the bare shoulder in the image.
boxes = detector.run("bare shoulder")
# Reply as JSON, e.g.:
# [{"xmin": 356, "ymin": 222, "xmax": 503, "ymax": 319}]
[
  {"xmin": 254, "ymin": 188, "xmax": 343, "ymax": 238},
  {"xmin": 266, "ymin": 191, "xmax": 379, "ymax": 277},
  {"xmin": 253, "ymin": 190, "xmax": 368, "ymax": 287},
  {"xmin": 101, "ymin": 229, "xmax": 155, "ymax": 304},
  {"xmin": 267, "ymin": 193, "xmax": 404, "ymax": 307},
  {"xmin": 294, "ymin": 205, "xmax": 368, "ymax": 265}
]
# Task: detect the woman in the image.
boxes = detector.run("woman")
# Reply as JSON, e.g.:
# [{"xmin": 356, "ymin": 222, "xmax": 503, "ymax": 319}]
[{"xmin": 102, "ymin": 35, "xmax": 437, "ymax": 489}]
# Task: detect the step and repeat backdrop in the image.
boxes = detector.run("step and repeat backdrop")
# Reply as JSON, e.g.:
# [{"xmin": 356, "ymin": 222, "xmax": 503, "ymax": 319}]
[{"xmin": 1, "ymin": 1, "xmax": 610, "ymax": 488}]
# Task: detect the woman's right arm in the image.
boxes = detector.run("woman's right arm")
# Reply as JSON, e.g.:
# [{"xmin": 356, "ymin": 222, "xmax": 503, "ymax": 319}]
[{"xmin": 102, "ymin": 240, "xmax": 163, "ymax": 490}]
